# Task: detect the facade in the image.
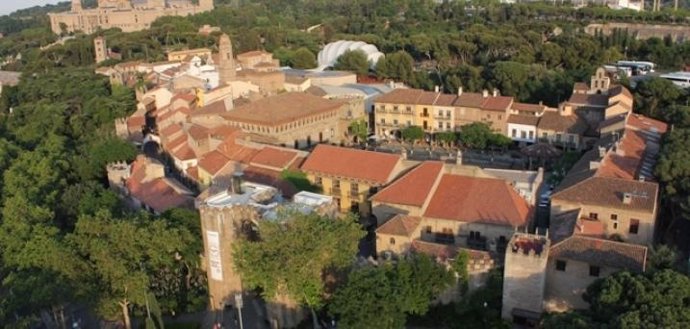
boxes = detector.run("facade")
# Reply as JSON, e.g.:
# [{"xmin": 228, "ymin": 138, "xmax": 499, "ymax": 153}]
[
  {"xmin": 300, "ymin": 144, "xmax": 407, "ymax": 214},
  {"xmin": 167, "ymin": 48, "xmax": 212, "ymax": 62},
  {"xmin": 94, "ymin": 36, "xmax": 107, "ymax": 64},
  {"xmin": 48, "ymin": 0, "xmax": 214, "ymax": 34}
]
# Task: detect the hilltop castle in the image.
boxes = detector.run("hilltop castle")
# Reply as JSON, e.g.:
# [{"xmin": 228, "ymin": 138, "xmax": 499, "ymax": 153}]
[{"xmin": 48, "ymin": 0, "xmax": 214, "ymax": 35}]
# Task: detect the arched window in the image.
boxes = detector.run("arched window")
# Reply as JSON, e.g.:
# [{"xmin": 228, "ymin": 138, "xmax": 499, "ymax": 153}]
[{"xmin": 389, "ymin": 237, "xmax": 396, "ymax": 245}]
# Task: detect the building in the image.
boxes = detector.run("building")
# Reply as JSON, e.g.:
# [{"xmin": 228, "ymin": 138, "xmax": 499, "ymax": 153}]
[
  {"xmin": 107, "ymin": 155, "xmax": 195, "ymax": 214},
  {"xmin": 301, "ymin": 144, "xmax": 408, "ymax": 214},
  {"xmin": 167, "ymin": 48, "xmax": 212, "ymax": 62},
  {"xmin": 550, "ymin": 114, "xmax": 667, "ymax": 246},
  {"xmin": 371, "ymin": 161, "xmax": 533, "ymax": 254},
  {"xmin": 0, "ymin": 71, "xmax": 21, "ymax": 96},
  {"xmin": 94, "ymin": 36, "xmax": 107, "ymax": 64},
  {"xmin": 198, "ymin": 178, "xmax": 336, "ymax": 328},
  {"xmin": 48, "ymin": 0, "xmax": 214, "ymax": 35},
  {"xmin": 373, "ymin": 87, "xmax": 513, "ymax": 138},
  {"xmin": 215, "ymin": 92, "xmax": 349, "ymax": 149}
]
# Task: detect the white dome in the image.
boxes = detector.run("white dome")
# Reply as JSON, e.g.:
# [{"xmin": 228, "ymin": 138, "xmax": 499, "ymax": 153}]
[{"xmin": 317, "ymin": 40, "xmax": 385, "ymax": 71}]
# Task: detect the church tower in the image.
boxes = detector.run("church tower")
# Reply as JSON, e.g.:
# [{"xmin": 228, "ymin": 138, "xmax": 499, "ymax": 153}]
[
  {"xmin": 94, "ymin": 36, "xmax": 108, "ymax": 64},
  {"xmin": 218, "ymin": 33, "xmax": 236, "ymax": 85},
  {"xmin": 71, "ymin": 0, "xmax": 82, "ymax": 12}
]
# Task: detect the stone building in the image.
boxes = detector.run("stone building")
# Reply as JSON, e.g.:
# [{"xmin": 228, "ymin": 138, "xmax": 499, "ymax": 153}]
[
  {"xmin": 48, "ymin": 0, "xmax": 214, "ymax": 35},
  {"xmin": 94, "ymin": 36, "xmax": 107, "ymax": 64},
  {"xmin": 501, "ymin": 233, "xmax": 550, "ymax": 326},
  {"xmin": 300, "ymin": 144, "xmax": 409, "ymax": 214},
  {"xmin": 198, "ymin": 178, "xmax": 335, "ymax": 328}
]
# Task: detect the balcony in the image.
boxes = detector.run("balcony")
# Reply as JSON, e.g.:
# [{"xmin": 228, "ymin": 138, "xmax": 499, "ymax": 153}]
[
  {"xmin": 350, "ymin": 189, "xmax": 360, "ymax": 198},
  {"xmin": 330, "ymin": 187, "xmax": 341, "ymax": 195},
  {"xmin": 376, "ymin": 108, "xmax": 387, "ymax": 113},
  {"xmin": 433, "ymin": 233, "xmax": 455, "ymax": 245},
  {"xmin": 420, "ymin": 113, "xmax": 430, "ymax": 118}
]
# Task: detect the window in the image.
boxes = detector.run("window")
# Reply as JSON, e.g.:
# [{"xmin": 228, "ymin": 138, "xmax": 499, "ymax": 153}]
[
  {"xmin": 556, "ymin": 260, "xmax": 567, "ymax": 271},
  {"xmin": 521, "ymin": 131, "xmax": 527, "ymax": 139},
  {"xmin": 629, "ymin": 219, "xmax": 640, "ymax": 234},
  {"xmin": 314, "ymin": 176, "xmax": 322, "ymax": 186},
  {"xmin": 406, "ymin": 106, "xmax": 412, "ymax": 112},
  {"xmin": 613, "ymin": 222, "xmax": 618, "ymax": 230},
  {"xmin": 393, "ymin": 106, "xmax": 399, "ymax": 111},
  {"xmin": 556, "ymin": 134, "xmax": 562, "ymax": 142},
  {"xmin": 393, "ymin": 119, "xmax": 398, "ymax": 125},
  {"xmin": 446, "ymin": 110, "xmax": 451, "ymax": 118},
  {"xmin": 438, "ymin": 122, "xmax": 443, "ymax": 129},
  {"xmin": 438, "ymin": 111, "xmax": 443, "ymax": 117},
  {"xmin": 611, "ymin": 214, "xmax": 618, "ymax": 220},
  {"xmin": 406, "ymin": 120, "xmax": 412, "ymax": 126},
  {"xmin": 512, "ymin": 129, "xmax": 517, "ymax": 137},
  {"xmin": 425, "ymin": 226, "xmax": 432, "ymax": 234},
  {"xmin": 350, "ymin": 183, "xmax": 359, "ymax": 195},
  {"xmin": 333, "ymin": 180, "xmax": 340, "ymax": 188},
  {"xmin": 528, "ymin": 131, "xmax": 534, "ymax": 139},
  {"xmin": 498, "ymin": 115, "xmax": 502, "ymax": 120},
  {"xmin": 380, "ymin": 118, "xmax": 385, "ymax": 124},
  {"xmin": 390, "ymin": 237, "xmax": 396, "ymax": 245},
  {"xmin": 589, "ymin": 212, "xmax": 598, "ymax": 220},
  {"xmin": 568, "ymin": 135, "xmax": 575, "ymax": 143},
  {"xmin": 446, "ymin": 122, "xmax": 451, "ymax": 129},
  {"xmin": 542, "ymin": 132, "xmax": 548, "ymax": 138},
  {"xmin": 589, "ymin": 265, "xmax": 600, "ymax": 277}
]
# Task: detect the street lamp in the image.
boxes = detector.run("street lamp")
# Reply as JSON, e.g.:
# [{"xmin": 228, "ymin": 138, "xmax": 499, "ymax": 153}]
[{"xmin": 235, "ymin": 293, "xmax": 244, "ymax": 329}]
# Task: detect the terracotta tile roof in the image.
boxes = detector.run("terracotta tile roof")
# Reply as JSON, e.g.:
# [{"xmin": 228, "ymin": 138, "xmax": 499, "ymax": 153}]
[
  {"xmin": 423, "ymin": 174, "xmax": 532, "ymax": 227},
  {"xmin": 410, "ymin": 240, "xmax": 492, "ymax": 262},
  {"xmin": 127, "ymin": 115, "xmax": 145, "ymax": 129},
  {"xmin": 507, "ymin": 114, "xmax": 540, "ymax": 126},
  {"xmin": 608, "ymin": 84, "xmax": 633, "ymax": 100},
  {"xmin": 250, "ymin": 147, "xmax": 299, "ymax": 170},
  {"xmin": 626, "ymin": 114, "xmax": 668, "ymax": 135},
  {"xmin": 418, "ymin": 91, "xmax": 440, "ymax": 105},
  {"xmin": 375, "ymin": 88, "xmax": 423, "ymax": 104},
  {"xmin": 575, "ymin": 218, "xmax": 606, "ymax": 238},
  {"xmin": 481, "ymin": 96, "xmax": 513, "ymax": 111},
  {"xmin": 375, "ymin": 214, "xmax": 422, "ymax": 237},
  {"xmin": 550, "ymin": 236, "xmax": 647, "ymax": 272},
  {"xmin": 371, "ymin": 162, "xmax": 444, "ymax": 206},
  {"xmin": 160, "ymin": 123, "xmax": 184, "ymax": 140},
  {"xmin": 165, "ymin": 134, "xmax": 188, "ymax": 152},
  {"xmin": 453, "ymin": 92, "xmax": 485, "ymax": 108},
  {"xmin": 187, "ymin": 124, "xmax": 210, "ymax": 141},
  {"xmin": 305, "ymin": 86, "xmax": 327, "ymax": 97},
  {"xmin": 171, "ymin": 142, "xmax": 196, "ymax": 161},
  {"xmin": 435, "ymin": 94, "xmax": 457, "ymax": 107},
  {"xmin": 185, "ymin": 166, "xmax": 199, "ymax": 181},
  {"xmin": 209, "ymin": 125, "xmax": 243, "ymax": 141},
  {"xmin": 171, "ymin": 92, "xmax": 197, "ymax": 104},
  {"xmin": 192, "ymin": 98, "xmax": 230, "ymax": 116},
  {"xmin": 552, "ymin": 177, "xmax": 658, "ymax": 212},
  {"xmin": 217, "ymin": 141, "xmax": 259, "ymax": 164},
  {"xmin": 220, "ymin": 92, "xmax": 345, "ymax": 126},
  {"xmin": 198, "ymin": 150, "xmax": 232, "ymax": 176},
  {"xmin": 512, "ymin": 102, "xmax": 545, "ymax": 113},
  {"xmin": 126, "ymin": 157, "xmax": 193, "ymax": 213},
  {"xmin": 549, "ymin": 209, "xmax": 582, "ymax": 244},
  {"xmin": 537, "ymin": 112, "xmax": 588, "ymax": 134},
  {"xmin": 568, "ymin": 93, "xmax": 609, "ymax": 107},
  {"xmin": 300, "ymin": 144, "xmax": 402, "ymax": 184}
]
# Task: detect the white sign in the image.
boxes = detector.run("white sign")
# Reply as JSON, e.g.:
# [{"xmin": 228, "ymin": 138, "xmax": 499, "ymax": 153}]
[{"xmin": 206, "ymin": 231, "xmax": 223, "ymax": 281}]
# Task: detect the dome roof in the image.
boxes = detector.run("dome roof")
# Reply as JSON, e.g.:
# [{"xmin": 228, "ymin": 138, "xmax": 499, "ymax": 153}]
[{"xmin": 317, "ymin": 40, "xmax": 384, "ymax": 71}]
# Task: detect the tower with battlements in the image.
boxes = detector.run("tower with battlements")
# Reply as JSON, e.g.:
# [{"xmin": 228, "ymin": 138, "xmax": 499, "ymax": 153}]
[
  {"xmin": 71, "ymin": 0, "xmax": 82, "ymax": 12},
  {"xmin": 501, "ymin": 233, "xmax": 550, "ymax": 325},
  {"xmin": 218, "ymin": 34, "xmax": 236, "ymax": 85}
]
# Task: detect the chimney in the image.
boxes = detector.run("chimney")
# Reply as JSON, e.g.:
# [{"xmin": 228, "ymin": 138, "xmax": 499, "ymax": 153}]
[
  {"xmin": 622, "ymin": 192, "xmax": 632, "ymax": 205},
  {"xmin": 482, "ymin": 89, "xmax": 489, "ymax": 98},
  {"xmin": 434, "ymin": 85, "xmax": 440, "ymax": 93},
  {"xmin": 492, "ymin": 88, "xmax": 499, "ymax": 97},
  {"xmin": 231, "ymin": 171, "xmax": 244, "ymax": 194},
  {"xmin": 457, "ymin": 86, "xmax": 463, "ymax": 96}
]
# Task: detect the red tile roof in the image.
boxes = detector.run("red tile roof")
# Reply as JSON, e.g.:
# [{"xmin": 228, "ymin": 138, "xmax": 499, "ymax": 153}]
[
  {"xmin": 186, "ymin": 166, "xmax": 199, "ymax": 181},
  {"xmin": 243, "ymin": 165, "xmax": 298, "ymax": 197},
  {"xmin": 410, "ymin": 240, "xmax": 492, "ymax": 262},
  {"xmin": 250, "ymin": 147, "xmax": 299, "ymax": 170},
  {"xmin": 159, "ymin": 123, "xmax": 184, "ymax": 140},
  {"xmin": 301, "ymin": 144, "xmax": 402, "ymax": 184},
  {"xmin": 198, "ymin": 150, "xmax": 232, "ymax": 176},
  {"xmin": 423, "ymin": 174, "xmax": 532, "ymax": 227},
  {"xmin": 375, "ymin": 88, "xmax": 424, "ymax": 104},
  {"xmin": 171, "ymin": 143, "xmax": 196, "ymax": 161},
  {"xmin": 512, "ymin": 102, "xmax": 545, "ymax": 113},
  {"xmin": 550, "ymin": 236, "xmax": 647, "ymax": 272},
  {"xmin": 187, "ymin": 124, "xmax": 210, "ymax": 141},
  {"xmin": 453, "ymin": 92, "xmax": 485, "ymax": 108},
  {"xmin": 375, "ymin": 214, "xmax": 422, "ymax": 237},
  {"xmin": 127, "ymin": 115, "xmax": 145, "ymax": 129},
  {"xmin": 481, "ymin": 96, "xmax": 513, "ymax": 111},
  {"xmin": 126, "ymin": 157, "xmax": 193, "ymax": 213},
  {"xmin": 220, "ymin": 92, "xmax": 346, "ymax": 126},
  {"xmin": 568, "ymin": 93, "xmax": 609, "ymax": 107},
  {"xmin": 371, "ymin": 162, "xmax": 444, "ymax": 206},
  {"xmin": 217, "ymin": 141, "xmax": 259, "ymax": 164}
]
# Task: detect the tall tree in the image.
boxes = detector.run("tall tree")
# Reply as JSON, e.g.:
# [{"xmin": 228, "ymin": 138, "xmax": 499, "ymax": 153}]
[{"xmin": 334, "ymin": 49, "xmax": 370, "ymax": 75}]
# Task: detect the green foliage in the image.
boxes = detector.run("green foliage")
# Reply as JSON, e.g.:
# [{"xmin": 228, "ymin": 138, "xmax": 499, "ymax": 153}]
[
  {"xmin": 330, "ymin": 254, "xmax": 454, "ymax": 329},
  {"xmin": 348, "ymin": 119, "xmax": 369, "ymax": 142},
  {"xmin": 401, "ymin": 126, "xmax": 424, "ymax": 142},
  {"xmin": 233, "ymin": 212, "xmax": 364, "ymax": 309},
  {"xmin": 435, "ymin": 131, "xmax": 458, "ymax": 146},
  {"xmin": 290, "ymin": 47, "xmax": 317, "ymax": 69},
  {"xmin": 451, "ymin": 250, "xmax": 470, "ymax": 292},
  {"xmin": 648, "ymin": 245, "xmax": 680, "ymax": 272},
  {"xmin": 634, "ymin": 78, "xmax": 684, "ymax": 120},
  {"xmin": 281, "ymin": 169, "xmax": 321, "ymax": 193},
  {"xmin": 376, "ymin": 51, "xmax": 415, "ymax": 83},
  {"xmin": 459, "ymin": 122, "xmax": 511, "ymax": 150},
  {"xmin": 334, "ymin": 49, "xmax": 369, "ymax": 75}
]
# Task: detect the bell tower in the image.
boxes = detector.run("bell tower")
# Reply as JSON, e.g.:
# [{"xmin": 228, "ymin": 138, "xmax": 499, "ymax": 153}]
[
  {"xmin": 71, "ymin": 0, "xmax": 82, "ymax": 12},
  {"xmin": 218, "ymin": 34, "xmax": 236, "ymax": 85}
]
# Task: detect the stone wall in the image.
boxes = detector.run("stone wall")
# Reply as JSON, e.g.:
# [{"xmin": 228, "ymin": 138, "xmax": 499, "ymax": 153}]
[{"xmin": 501, "ymin": 233, "xmax": 550, "ymax": 320}]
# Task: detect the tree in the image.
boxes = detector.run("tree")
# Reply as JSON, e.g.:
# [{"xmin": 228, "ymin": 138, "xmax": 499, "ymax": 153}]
[
  {"xmin": 634, "ymin": 78, "xmax": 683, "ymax": 120},
  {"xmin": 69, "ymin": 211, "xmax": 193, "ymax": 329},
  {"xmin": 330, "ymin": 255, "xmax": 453, "ymax": 329},
  {"xmin": 648, "ymin": 245, "xmax": 680, "ymax": 272},
  {"xmin": 291, "ymin": 47, "xmax": 317, "ymax": 69},
  {"xmin": 376, "ymin": 51, "xmax": 415, "ymax": 84},
  {"xmin": 435, "ymin": 131, "xmax": 458, "ymax": 147},
  {"xmin": 334, "ymin": 49, "xmax": 369, "ymax": 75},
  {"xmin": 401, "ymin": 126, "xmax": 424, "ymax": 143},
  {"xmin": 451, "ymin": 250, "xmax": 470, "ymax": 293},
  {"xmin": 348, "ymin": 119, "xmax": 368, "ymax": 143},
  {"xmin": 233, "ymin": 212, "xmax": 364, "ymax": 320}
]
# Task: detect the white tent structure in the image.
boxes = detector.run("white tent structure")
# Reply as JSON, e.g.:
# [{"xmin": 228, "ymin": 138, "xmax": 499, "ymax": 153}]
[{"xmin": 316, "ymin": 40, "xmax": 384, "ymax": 71}]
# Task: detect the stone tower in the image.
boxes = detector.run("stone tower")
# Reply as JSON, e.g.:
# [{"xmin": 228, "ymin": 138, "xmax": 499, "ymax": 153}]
[
  {"xmin": 94, "ymin": 36, "xmax": 107, "ymax": 64},
  {"xmin": 501, "ymin": 233, "xmax": 550, "ymax": 324},
  {"xmin": 218, "ymin": 33, "xmax": 236, "ymax": 85},
  {"xmin": 71, "ymin": 0, "xmax": 82, "ymax": 12}
]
